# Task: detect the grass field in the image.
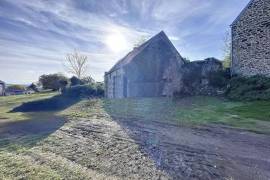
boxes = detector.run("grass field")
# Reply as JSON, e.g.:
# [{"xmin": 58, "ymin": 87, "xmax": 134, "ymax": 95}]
[{"xmin": 0, "ymin": 94, "xmax": 270, "ymax": 179}]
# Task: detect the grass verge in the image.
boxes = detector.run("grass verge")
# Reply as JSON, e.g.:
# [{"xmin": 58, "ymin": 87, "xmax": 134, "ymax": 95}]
[{"xmin": 104, "ymin": 97, "xmax": 270, "ymax": 134}]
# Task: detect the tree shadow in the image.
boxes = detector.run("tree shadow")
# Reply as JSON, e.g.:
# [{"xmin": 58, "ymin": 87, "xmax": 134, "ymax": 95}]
[
  {"xmin": 10, "ymin": 95, "xmax": 80, "ymax": 112},
  {"xmin": 1, "ymin": 95, "xmax": 81, "ymax": 151},
  {"xmin": 0, "ymin": 113, "xmax": 66, "ymax": 150}
]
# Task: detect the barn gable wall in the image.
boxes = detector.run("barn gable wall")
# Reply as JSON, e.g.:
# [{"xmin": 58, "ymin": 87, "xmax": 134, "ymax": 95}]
[{"xmin": 104, "ymin": 31, "xmax": 185, "ymax": 98}]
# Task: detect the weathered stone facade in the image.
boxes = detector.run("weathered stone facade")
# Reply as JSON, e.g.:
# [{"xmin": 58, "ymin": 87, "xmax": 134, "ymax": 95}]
[
  {"xmin": 180, "ymin": 58, "xmax": 224, "ymax": 96},
  {"xmin": 104, "ymin": 31, "xmax": 185, "ymax": 98},
  {"xmin": 231, "ymin": 0, "xmax": 270, "ymax": 77}
]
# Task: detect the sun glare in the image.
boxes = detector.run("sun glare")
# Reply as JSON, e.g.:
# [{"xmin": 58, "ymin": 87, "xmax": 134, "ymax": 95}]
[{"xmin": 106, "ymin": 32, "xmax": 128, "ymax": 53}]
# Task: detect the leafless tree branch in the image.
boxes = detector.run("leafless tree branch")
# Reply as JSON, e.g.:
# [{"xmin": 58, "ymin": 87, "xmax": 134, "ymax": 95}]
[{"xmin": 64, "ymin": 50, "xmax": 88, "ymax": 79}]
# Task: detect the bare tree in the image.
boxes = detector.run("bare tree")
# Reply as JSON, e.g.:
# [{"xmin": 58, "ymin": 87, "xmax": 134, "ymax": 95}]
[{"xmin": 64, "ymin": 50, "xmax": 88, "ymax": 79}]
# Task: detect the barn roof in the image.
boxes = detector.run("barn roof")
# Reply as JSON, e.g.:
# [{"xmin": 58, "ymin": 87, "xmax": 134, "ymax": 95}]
[
  {"xmin": 0, "ymin": 80, "xmax": 5, "ymax": 84},
  {"xmin": 106, "ymin": 31, "xmax": 183, "ymax": 74},
  {"xmin": 231, "ymin": 0, "xmax": 255, "ymax": 26}
]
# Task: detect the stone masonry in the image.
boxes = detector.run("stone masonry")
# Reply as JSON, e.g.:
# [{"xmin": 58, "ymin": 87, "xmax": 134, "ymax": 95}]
[{"xmin": 231, "ymin": 0, "xmax": 270, "ymax": 77}]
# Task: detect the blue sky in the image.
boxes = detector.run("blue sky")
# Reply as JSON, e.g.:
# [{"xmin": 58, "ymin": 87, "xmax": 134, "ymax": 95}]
[{"xmin": 0, "ymin": 0, "xmax": 250, "ymax": 84}]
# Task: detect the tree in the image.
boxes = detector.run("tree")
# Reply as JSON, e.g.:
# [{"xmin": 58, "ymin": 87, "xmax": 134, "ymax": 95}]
[
  {"xmin": 6, "ymin": 85, "xmax": 25, "ymax": 92},
  {"xmin": 222, "ymin": 30, "xmax": 232, "ymax": 68},
  {"xmin": 59, "ymin": 79, "xmax": 69, "ymax": 92},
  {"xmin": 64, "ymin": 50, "xmax": 88, "ymax": 79},
  {"xmin": 28, "ymin": 83, "xmax": 39, "ymax": 92},
  {"xmin": 70, "ymin": 76, "xmax": 82, "ymax": 86},
  {"xmin": 39, "ymin": 73, "xmax": 68, "ymax": 91},
  {"xmin": 81, "ymin": 76, "xmax": 95, "ymax": 84}
]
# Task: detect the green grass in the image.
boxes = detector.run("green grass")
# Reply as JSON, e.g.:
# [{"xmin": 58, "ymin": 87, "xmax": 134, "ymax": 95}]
[
  {"xmin": 230, "ymin": 101, "xmax": 270, "ymax": 122},
  {"xmin": 104, "ymin": 97, "xmax": 270, "ymax": 134}
]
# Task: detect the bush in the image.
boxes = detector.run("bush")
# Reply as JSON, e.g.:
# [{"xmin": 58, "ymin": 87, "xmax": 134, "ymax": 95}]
[
  {"xmin": 81, "ymin": 76, "xmax": 95, "ymax": 84},
  {"xmin": 63, "ymin": 83, "xmax": 104, "ymax": 98},
  {"xmin": 6, "ymin": 85, "xmax": 26, "ymax": 92},
  {"xmin": 39, "ymin": 73, "xmax": 68, "ymax": 91},
  {"xmin": 226, "ymin": 75, "xmax": 270, "ymax": 101},
  {"xmin": 70, "ymin": 76, "xmax": 82, "ymax": 86},
  {"xmin": 208, "ymin": 70, "xmax": 229, "ymax": 88},
  {"xmin": 28, "ymin": 83, "xmax": 39, "ymax": 92},
  {"xmin": 95, "ymin": 82, "xmax": 105, "ymax": 96}
]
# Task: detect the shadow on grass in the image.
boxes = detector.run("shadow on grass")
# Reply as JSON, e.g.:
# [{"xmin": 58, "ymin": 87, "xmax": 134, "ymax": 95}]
[
  {"xmin": 0, "ymin": 95, "xmax": 81, "ymax": 151},
  {"xmin": 0, "ymin": 113, "xmax": 66, "ymax": 151},
  {"xmin": 10, "ymin": 95, "xmax": 81, "ymax": 112}
]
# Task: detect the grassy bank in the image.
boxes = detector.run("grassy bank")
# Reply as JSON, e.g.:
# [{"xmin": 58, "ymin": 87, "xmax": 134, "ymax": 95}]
[{"xmin": 104, "ymin": 97, "xmax": 270, "ymax": 134}]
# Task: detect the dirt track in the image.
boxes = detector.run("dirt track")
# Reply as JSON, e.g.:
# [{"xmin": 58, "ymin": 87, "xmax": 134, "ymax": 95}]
[
  {"xmin": 39, "ymin": 104, "xmax": 270, "ymax": 179},
  {"xmin": 118, "ymin": 119, "xmax": 270, "ymax": 179}
]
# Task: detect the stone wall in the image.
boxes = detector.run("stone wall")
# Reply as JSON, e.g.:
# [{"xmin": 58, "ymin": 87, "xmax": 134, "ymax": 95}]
[
  {"xmin": 231, "ymin": 0, "xmax": 270, "ymax": 77},
  {"xmin": 179, "ymin": 58, "xmax": 224, "ymax": 96}
]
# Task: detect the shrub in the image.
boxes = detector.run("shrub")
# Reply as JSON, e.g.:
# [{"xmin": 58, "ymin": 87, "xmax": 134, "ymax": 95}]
[
  {"xmin": 70, "ymin": 76, "xmax": 82, "ymax": 86},
  {"xmin": 39, "ymin": 73, "xmax": 68, "ymax": 91},
  {"xmin": 95, "ymin": 82, "xmax": 105, "ymax": 97},
  {"xmin": 81, "ymin": 76, "xmax": 95, "ymax": 84},
  {"xmin": 226, "ymin": 75, "xmax": 270, "ymax": 101},
  {"xmin": 63, "ymin": 83, "xmax": 104, "ymax": 98},
  {"xmin": 208, "ymin": 70, "xmax": 229, "ymax": 88},
  {"xmin": 28, "ymin": 83, "xmax": 39, "ymax": 92},
  {"xmin": 6, "ymin": 85, "xmax": 25, "ymax": 92}
]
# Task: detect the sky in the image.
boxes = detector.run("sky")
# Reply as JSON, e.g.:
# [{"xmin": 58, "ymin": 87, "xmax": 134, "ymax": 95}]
[{"xmin": 0, "ymin": 0, "xmax": 250, "ymax": 84}]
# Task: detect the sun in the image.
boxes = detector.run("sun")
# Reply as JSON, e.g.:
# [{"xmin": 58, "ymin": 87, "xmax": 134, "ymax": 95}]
[{"xmin": 106, "ymin": 32, "xmax": 128, "ymax": 53}]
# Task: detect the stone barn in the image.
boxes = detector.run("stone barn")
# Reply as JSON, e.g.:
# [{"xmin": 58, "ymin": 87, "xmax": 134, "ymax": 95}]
[
  {"xmin": 104, "ymin": 31, "xmax": 186, "ymax": 98},
  {"xmin": 231, "ymin": 0, "xmax": 270, "ymax": 77},
  {"xmin": 0, "ymin": 80, "xmax": 5, "ymax": 96}
]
